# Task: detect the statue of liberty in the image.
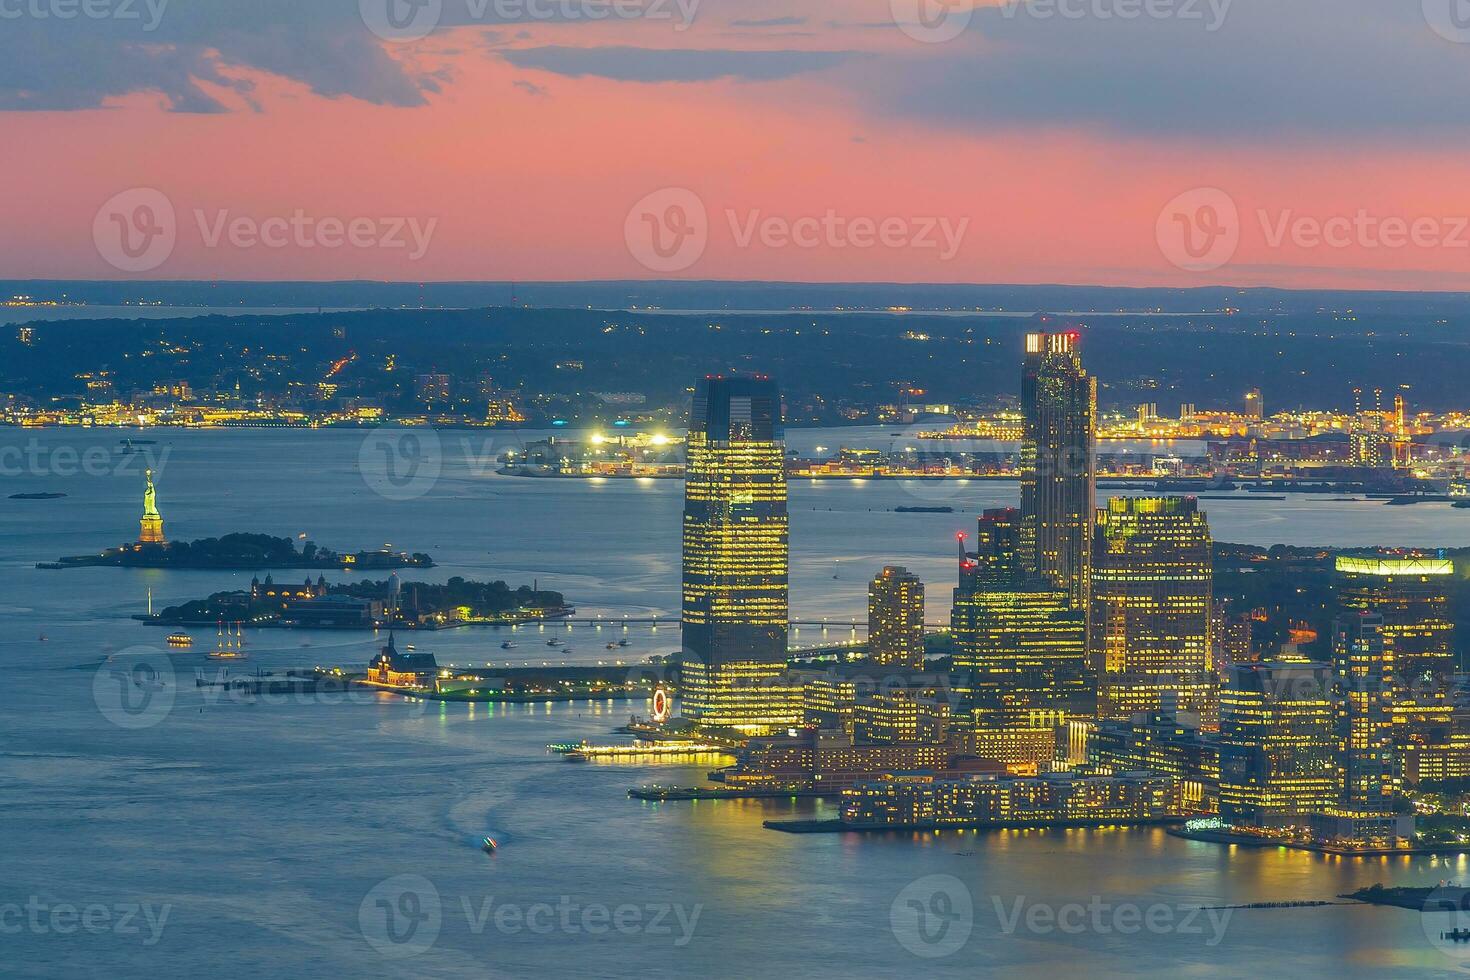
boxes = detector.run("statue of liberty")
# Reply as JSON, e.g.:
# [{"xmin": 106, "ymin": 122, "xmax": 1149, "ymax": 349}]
[{"xmin": 139, "ymin": 469, "xmax": 165, "ymax": 544}]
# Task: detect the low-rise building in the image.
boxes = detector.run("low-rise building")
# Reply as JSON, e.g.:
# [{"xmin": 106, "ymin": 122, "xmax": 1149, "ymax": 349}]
[
  {"xmin": 367, "ymin": 636, "xmax": 438, "ymax": 688},
  {"xmin": 722, "ymin": 728, "xmax": 956, "ymax": 792},
  {"xmin": 1403, "ymin": 736, "xmax": 1470, "ymax": 785},
  {"xmin": 1088, "ymin": 706, "xmax": 1219, "ymax": 812},
  {"xmin": 840, "ymin": 771, "xmax": 1174, "ymax": 828},
  {"xmin": 852, "ymin": 691, "xmax": 950, "ymax": 744},
  {"xmin": 1218, "ymin": 660, "xmax": 1336, "ymax": 830},
  {"xmin": 955, "ymin": 723, "xmax": 1063, "ymax": 775},
  {"xmin": 285, "ymin": 594, "xmax": 383, "ymax": 629}
]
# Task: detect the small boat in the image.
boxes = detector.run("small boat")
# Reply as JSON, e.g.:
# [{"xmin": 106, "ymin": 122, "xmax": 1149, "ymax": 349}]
[
  {"xmin": 117, "ymin": 438, "xmax": 158, "ymax": 454},
  {"xmin": 481, "ymin": 837, "xmax": 499, "ymax": 854},
  {"xmin": 501, "ymin": 641, "xmax": 518, "ymax": 650},
  {"xmin": 209, "ymin": 623, "xmax": 248, "ymax": 660},
  {"xmin": 607, "ymin": 642, "xmax": 619, "ymax": 650},
  {"xmin": 166, "ymin": 632, "xmax": 193, "ymax": 648},
  {"xmin": 547, "ymin": 638, "xmax": 563, "ymax": 647},
  {"xmin": 617, "ymin": 640, "xmax": 631, "ymax": 647}
]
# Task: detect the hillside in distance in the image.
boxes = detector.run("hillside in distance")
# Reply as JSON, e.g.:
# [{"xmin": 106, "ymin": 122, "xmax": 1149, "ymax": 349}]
[
  {"xmin": 4, "ymin": 304, "xmax": 1467, "ymax": 421},
  {"xmin": 10, "ymin": 279, "xmax": 1470, "ymax": 323}
]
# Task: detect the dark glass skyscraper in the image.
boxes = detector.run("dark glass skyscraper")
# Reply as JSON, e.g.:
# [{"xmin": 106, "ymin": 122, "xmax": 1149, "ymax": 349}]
[
  {"xmin": 1335, "ymin": 556, "xmax": 1455, "ymax": 744},
  {"xmin": 680, "ymin": 376, "xmax": 798, "ymax": 732},
  {"xmin": 951, "ymin": 508, "xmax": 1092, "ymax": 724},
  {"xmin": 868, "ymin": 566, "xmax": 925, "ymax": 669},
  {"xmin": 1020, "ymin": 331, "xmax": 1096, "ymax": 610},
  {"xmin": 1309, "ymin": 612, "xmax": 1412, "ymax": 847},
  {"xmin": 1218, "ymin": 660, "xmax": 1336, "ymax": 830},
  {"xmin": 1090, "ymin": 496, "xmax": 1215, "ymax": 725}
]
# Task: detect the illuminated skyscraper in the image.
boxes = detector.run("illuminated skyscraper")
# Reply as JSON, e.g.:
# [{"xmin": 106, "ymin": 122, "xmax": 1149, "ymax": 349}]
[
  {"xmin": 1349, "ymin": 386, "xmax": 1391, "ymax": 468},
  {"xmin": 1243, "ymin": 387, "xmax": 1263, "ymax": 420},
  {"xmin": 1335, "ymin": 556, "xmax": 1455, "ymax": 744},
  {"xmin": 1218, "ymin": 661, "xmax": 1336, "ymax": 830},
  {"xmin": 868, "ymin": 566, "xmax": 925, "ymax": 669},
  {"xmin": 1019, "ymin": 331, "xmax": 1095, "ymax": 609},
  {"xmin": 1210, "ymin": 599, "xmax": 1253, "ymax": 679},
  {"xmin": 1310, "ymin": 613, "xmax": 1412, "ymax": 847},
  {"xmin": 138, "ymin": 468, "xmax": 165, "ymax": 544},
  {"xmin": 951, "ymin": 508, "xmax": 1092, "ymax": 725},
  {"xmin": 1090, "ymin": 497, "xmax": 1215, "ymax": 725},
  {"xmin": 680, "ymin": 376, "xmax": 797, "ymax": 733},
  {"xmin": 1390, "ymin": 394, "xmax": 1413, "ymax": 470},
  {"xmin": 852, "ymin": 691, "xmax": 950, "ymax": 744}
]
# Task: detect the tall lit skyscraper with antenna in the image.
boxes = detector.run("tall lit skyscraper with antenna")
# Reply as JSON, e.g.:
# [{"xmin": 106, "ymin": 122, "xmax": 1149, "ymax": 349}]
[
  {"xmin": 1020, "ymin": 330, "xmax": 1096, "ymax": 611},
  {"xmin": 679, "ymin": 375, "xmax": 799, "ymax": 733}
]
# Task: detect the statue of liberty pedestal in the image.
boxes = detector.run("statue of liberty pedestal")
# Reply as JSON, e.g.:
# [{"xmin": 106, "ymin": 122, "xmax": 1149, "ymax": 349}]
[{"xmin": 138, "ymin": 469, "xmax": 165, "ymax": 545}]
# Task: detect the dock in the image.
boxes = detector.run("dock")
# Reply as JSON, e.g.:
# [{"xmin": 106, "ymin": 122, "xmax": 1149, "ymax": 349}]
[
  {"xmin": 766, "ymin": 816, "xmax": 1184, "ymax": 834},
  {"xmin": 556, "ymin": 742, "xmax": 735, "ymax": 761},
  {"xmin": 195, "ymin": 671, "xmax": 332, "ymax": 695},
  {"xmin": 629, "ymin": 786, "xmax": 828, "ymax": 801}
]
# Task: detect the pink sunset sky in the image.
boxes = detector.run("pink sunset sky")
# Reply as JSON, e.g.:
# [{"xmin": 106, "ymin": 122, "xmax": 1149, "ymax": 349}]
[{"xmin": 6, "ymin": 0, "xmax": 1470, "ymax": 288}]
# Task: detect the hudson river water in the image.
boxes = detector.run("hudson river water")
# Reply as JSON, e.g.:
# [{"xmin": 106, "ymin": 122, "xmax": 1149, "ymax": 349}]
[{"xmin": 4, "ymin": 427, "xmax": 1470, "ymax": 978}]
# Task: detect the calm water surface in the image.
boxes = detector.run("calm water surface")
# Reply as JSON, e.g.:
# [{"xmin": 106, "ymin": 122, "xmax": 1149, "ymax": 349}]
[{"xmin": 4, "ymin": 428, "xmax": 1470, "ymax": 978}]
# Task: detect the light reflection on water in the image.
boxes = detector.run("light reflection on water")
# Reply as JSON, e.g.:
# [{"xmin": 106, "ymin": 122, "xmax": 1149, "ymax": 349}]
[{"xmin": 2, "ymin": 428, "xmax": 1469, "ymax": 977}]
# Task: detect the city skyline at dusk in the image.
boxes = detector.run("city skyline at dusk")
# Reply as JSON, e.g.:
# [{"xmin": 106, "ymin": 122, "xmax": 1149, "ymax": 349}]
[{"xmin": 12, "ymin": 4, "xmax": 1470, "ymax": 977}]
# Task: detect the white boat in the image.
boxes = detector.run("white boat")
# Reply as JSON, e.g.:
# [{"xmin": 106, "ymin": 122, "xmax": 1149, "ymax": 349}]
[{"xmin": 209, "ymin": 623, "xmax": 248, "ymax": 660}]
